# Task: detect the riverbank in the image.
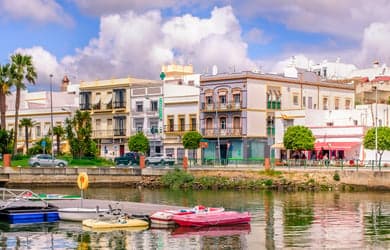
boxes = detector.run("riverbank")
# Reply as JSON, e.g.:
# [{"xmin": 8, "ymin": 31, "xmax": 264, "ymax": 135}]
[{"xmin": 2, "ymin": 166, "xmax": 390, "ymax": 191}]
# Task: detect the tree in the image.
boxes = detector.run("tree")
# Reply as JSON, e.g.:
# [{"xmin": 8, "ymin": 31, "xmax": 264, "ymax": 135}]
[
  {"xmin": 283, "ymin": 125, "xmax": 315, "ymax": 155},
  {"xmin": 53, "ymin": 125, "xmax": 65, "ymax": 155},
  {"xmin": 11, "ymin": 53, "xmax": 37, "ymax": 155},
  {"xmin": 65, "ymin": 110, "xmax": 97, "ymax": 158},
  {"xmin": 128, "ymin": 132, "xmax": 149, "ymax": 154},
  {"xmin": 0, "ymin": 63, "xmax": 14, "ymax": 129},
  {"xmin": 0, "ymin": 129, "xmax": 13, "ymax": 154},
  {"xmin": 19, "ymin": 118, "xmax": 35, "ymax": 154},
  {"xmin": 363, "ymin": 127, "xmax": 390, "ymax": 167},
  {"xmin": 182, "ymin": 131, "xmax": 202, "ymax": 159},
  {"xmin": 28, "ymin": 137, "xmax": 51, "ymax": 155}
]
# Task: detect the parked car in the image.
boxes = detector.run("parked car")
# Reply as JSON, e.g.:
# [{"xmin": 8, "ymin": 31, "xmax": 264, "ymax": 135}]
[
  {"xmin": 145, "ymin": 153, "xmax": 175, "ymax": 166},
  {"xmin": 114, "ymin": 152, "xmax": 140, "ymax": 166},
  {"xmin": 28, "ymin": 154, "xmax": 68, "ymax": 167}
]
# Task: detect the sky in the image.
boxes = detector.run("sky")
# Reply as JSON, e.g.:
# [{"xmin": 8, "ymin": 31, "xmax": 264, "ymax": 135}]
[{"xmin": 2, "ymin": 0, "xmax": 390, "ymax": 91}]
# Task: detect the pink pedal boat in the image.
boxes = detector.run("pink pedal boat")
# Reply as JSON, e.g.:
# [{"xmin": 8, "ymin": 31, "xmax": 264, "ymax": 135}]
[
  {"xmin": 150, "ymin": 205, "xmax": 224, "ymax": 226},
  {"xmin": 172, "ymin": 211, "xmax": 251, "ymax": 227}
]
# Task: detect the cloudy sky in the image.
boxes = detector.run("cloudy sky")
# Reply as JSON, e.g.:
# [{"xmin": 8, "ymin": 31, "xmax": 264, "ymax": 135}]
[{"xmin": 1, "ymin": 0, "xmax": 390, "ymax": 90}]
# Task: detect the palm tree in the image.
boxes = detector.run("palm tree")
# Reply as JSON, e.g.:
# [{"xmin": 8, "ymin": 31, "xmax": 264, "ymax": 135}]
[
  {"xmin": 53, "ymin": 125, "xmax": 65, "ymax": 155},
  {"xmin": 0, "ymin": 63, "xmax": 14, "ymax": 129},
  {"xmin": 19, "ymin": 118, "xmax": 35, "ymax": 154},
  {"xmin": 11, "ymin": 53, "xmax": 37, "ymax": 155}
]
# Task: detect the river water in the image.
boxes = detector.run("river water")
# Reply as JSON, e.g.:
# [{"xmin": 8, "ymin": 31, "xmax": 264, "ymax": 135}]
[{"xmin": 1, "ymin": 187, "xmax": 390, "ymax": 249}]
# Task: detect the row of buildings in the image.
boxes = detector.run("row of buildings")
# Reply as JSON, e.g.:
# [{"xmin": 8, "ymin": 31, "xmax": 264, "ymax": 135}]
[{"xmin": 3, "ymin": 61, "xmax": 390, "ymax": 164}]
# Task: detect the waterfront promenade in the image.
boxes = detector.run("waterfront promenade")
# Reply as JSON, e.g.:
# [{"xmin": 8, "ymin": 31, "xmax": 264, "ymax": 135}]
[{"xmin": 0, "ymin": 164, "xmax": 390, "ymax": 189}]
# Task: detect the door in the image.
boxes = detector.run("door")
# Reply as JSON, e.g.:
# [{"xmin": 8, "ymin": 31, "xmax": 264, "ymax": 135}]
[
  {"xmin": 119, "ymin": 145, "xmax": 125, "ymax": 156},
  {"xmin": 220, "ymin": 144, "xmax": 228, "ymax": 165}
]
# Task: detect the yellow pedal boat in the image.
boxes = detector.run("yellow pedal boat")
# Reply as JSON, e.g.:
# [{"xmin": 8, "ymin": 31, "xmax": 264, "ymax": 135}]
[{"xmin": 82, "ymin": 218, "xmax": 149, "ymax": 230}]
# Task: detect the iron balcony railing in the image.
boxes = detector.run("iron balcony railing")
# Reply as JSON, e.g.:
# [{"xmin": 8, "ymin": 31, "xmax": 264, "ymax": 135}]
[
  {"xmin": 80, "ymin": 103, "xmax": 91, "ymax": 110},
  {"xmin": 200, "ymin": 102, "xmax": 243, "ymax": 112},
  {"xmin": 92, "ymin": 129, "xmax": 127, "ymax": 138},
  {"xmin": 164, "ymin": 124, "xmax": 198, "ymax": 133},
  {"xmin": 201, "ymin": 128, "xmax": 242, "ymax": 137}
]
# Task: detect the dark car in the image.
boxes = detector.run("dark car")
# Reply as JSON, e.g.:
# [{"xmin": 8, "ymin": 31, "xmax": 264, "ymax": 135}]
[{"xmin": 114, "ymin": 152, "xmax": 140, "ymax": 166}]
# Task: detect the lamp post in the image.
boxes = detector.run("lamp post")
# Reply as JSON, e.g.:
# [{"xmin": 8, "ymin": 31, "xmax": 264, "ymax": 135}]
[{"xmin": 50, "ymin": 74, "xmax": 54, "ymax": 167}]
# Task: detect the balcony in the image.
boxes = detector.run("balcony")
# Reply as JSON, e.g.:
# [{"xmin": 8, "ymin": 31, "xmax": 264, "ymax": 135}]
[
  {"xmin": 92, "ymin": 129, "xmax": 127, "ymax": 138},
  {"xmin": 113, "ymin": 101, "xmax": 126, "ymax": 109},
  {"xmin": 164, "ymin": 124, "xmax": 197, "ymax": 135},
  {"xmin": 80, "ymin": 103, "xmax": 91, "ymax": 110},
  {"xmin": 131, "ymin": 128, "xmax": 162, "ymax": 137},
  {"xmin": 201, "ymin": 127, "xmax": 242, "ymax": 137},
  {"xmin": 201, "ymin": 102, "xmax": 243, "ymax": 112}
]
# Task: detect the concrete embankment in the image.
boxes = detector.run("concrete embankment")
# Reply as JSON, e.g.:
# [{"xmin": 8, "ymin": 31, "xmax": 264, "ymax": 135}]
[{"xmin": 1, "ymin": 166, "xmax": 390, "ymax": 191}]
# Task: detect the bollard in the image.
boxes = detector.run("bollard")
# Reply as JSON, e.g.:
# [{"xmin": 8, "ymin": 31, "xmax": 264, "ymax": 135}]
[
  {"xmin": 183, "ymin": 156, "xmax": 188, "ymax": 170},
  {"xmin": 264, "ymin": 158, "xmax": 270, "ymax": 170},
  {"xmin": 3, "ymin": 154, "xmax": 11, "ymax": 167},
  {"xmin": 139, "ymin": 155, "xmax": 145, "ymax": 169}
]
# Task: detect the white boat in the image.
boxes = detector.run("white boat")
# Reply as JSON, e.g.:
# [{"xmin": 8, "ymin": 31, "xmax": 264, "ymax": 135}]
[
  {"xmin": 150, "ymin": 205, "xmax": 224, "ymax": 226},
  {"xmin": 58, "ymin": 207, "xmax": 110, "ymax": 222}
]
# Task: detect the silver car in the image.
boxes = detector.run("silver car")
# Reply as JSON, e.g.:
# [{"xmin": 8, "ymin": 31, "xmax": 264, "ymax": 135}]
[
  {"xmin": 145, "ymin": 153, "xmax": 175, "ymax": 166},
  {"xmin": 28, "ymin": 154, "xmax": 68, "ymax": 167}
]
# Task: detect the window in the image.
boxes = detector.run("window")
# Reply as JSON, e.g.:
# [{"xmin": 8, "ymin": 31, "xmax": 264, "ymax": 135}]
[
  {"xmin": 135, "ymin": 119, "xmax": 143, "ymax": 132},
  {"xmin": 151, "ymin": 100, "xmax": 158, "ymax": 111},
  {"xmin": 308, "ymin": 97, "xmax": 313, "ymax": 109},
  {"xmin": 220, "ymin": 117, "xmax": 226, "ymax": 129},
  {"xmin": 233, "ymin": 94, "xmax": 240, "ymax": 104},
  {"xmin": 293, "ymin": 94, "xmax": 299, "ymax": 105},
  {"xmin": 206, "ymin": 118, "xmax": 213, "ymax": 129},
  {"xmin": 113, "ymin": 89, "xmax": 126, "ymax": 108},
  {"xmin": 179, "ymin": 116, "xmax": 185, "ymax": 131},
  {"xmin": 190, "ymin": 116, "xmax": 196, "ymax": 131},
  {"xmin": 345, "ymin": 99, "xmax": 351, "ymax": 110},
  {"xmin": 206, "ymin": 96, "xmax": 213, "ymax": 104},
  {"xmin": 35, "ymin": 126, "xmax": 41, "ymax": 137},
  {"xmin": 79, "ymin": 92, "xmax": 91, "ymax": 110},
  {"xmin": 136, "ymin": 101, "xmax": 143, "ymax": 112},
  {"xmin": 188, "ymin": 80, "xmax": 194, "ymax": 86},
  {"xmin": 219, "ymin": 95, "xmax": 226, "ymax": 104},
  {"xmin": 302, "ymin": 96, "xmax": 306, "ymax": 107},
  {"xmin": 114, "ymin": 116, "xmax": 126, "ymax": 136},
  {"xmin": 335, "ymin": 98, "xmax": 340, "ymax": 110},
  {"xmin": 323, "ymin": 97, "xmax": 328, "ymax": 110},
  {"xmin": 150, "ymin": 119, "xmax": 158, "ymax": 134},
  {"xmin": 95, "ymin": 119, "xmax": 101, "ymax": 130},
  {"xmin": 168, "ymin": 116, "xmax": 174, "ymax": 132},
  {"xmin": 107, "ymin": 119, "xmax": 112, "ymax": 130}
]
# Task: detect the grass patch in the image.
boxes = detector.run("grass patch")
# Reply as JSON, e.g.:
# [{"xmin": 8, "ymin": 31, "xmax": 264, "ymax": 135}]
[
  {"xmin": 259, "ymin": 169, "xmax": 282, "ymax": 177},
  {"xmin": 161, "ymin": 168, "xmax": 194, "ymax": 189}
]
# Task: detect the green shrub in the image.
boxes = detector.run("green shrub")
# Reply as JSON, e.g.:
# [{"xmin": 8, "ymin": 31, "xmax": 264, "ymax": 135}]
[
  {"xmin": 333, "ymin": 172, "xmax": 340, "ymax": 181},
  {"xmin": 161, "ymin": 168, "xmax": 194, "ymax": 189}
]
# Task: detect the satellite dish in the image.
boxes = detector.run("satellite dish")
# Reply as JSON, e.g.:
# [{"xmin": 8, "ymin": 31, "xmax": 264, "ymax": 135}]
[{"xmin": 212, "ymin": 65, "xmax": 218, "ymax": 75}]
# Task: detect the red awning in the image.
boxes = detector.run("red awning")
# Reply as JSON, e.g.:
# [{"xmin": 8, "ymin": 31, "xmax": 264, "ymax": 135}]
[{"xmin": 314, "ymin": 142, "xmax": 360, "ymax": 150}]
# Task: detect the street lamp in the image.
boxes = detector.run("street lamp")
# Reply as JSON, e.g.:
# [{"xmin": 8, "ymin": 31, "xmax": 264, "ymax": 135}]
[
  {"xmin": 373, "ymin": 85, "xmax": 378, "ymax": 170},
  {"xmin": 50, "ymin": 74, "xmax": 54, "ymax": 167}
]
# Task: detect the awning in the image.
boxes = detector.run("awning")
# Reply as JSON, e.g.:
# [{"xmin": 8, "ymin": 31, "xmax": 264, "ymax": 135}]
[
  {"xmin": 314, "ymin": 142, "xmax": 360, "ymax": 150},
  {"xmin": 103, "ymin": 94, "xmax": 112, "ymax": 104},
  {"xmin": 271, "ymin": 143, "xmax": 285, "ymax": 149},
  {"xmin": 94, "ymin": 95, "xmax": 101, "ymax": 105}
]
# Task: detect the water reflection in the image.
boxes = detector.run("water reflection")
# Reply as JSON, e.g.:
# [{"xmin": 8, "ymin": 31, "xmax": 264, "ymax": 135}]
[{"xmin": 1, "ymin": 188, "xmax": 390, "ymax": 249}]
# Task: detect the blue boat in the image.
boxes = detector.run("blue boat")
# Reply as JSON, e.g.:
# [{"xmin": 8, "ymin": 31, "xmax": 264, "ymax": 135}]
[{"xmin": 0, "ymin": 188, "xmax": 59, "ymax": 224}]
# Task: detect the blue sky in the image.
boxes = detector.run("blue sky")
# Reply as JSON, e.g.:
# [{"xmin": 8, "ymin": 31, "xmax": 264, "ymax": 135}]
[{"xmin": 1, "ymin": 0, "xmax": 390, "ymax": 90}]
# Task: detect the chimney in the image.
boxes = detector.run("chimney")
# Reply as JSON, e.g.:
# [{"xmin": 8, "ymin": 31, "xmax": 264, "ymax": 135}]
[{"xmin": 61, "ymin": 75, "xmax": 70, "ymax": 92}]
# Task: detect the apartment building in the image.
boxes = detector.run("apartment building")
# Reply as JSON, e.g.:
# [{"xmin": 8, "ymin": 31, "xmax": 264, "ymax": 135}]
[
  {"xmin": 199, "ymin": 70, "xmax": 355, "ymax": 164},
  {"xmin": 79, "ymin": 77, "xmax": 160, "ymax": 158},
  {"xmin": 5, "ymin": 89, "xmax": 77, "ymax": 154},
  {"xmin": 161, "ymin": 64, "xmax": 201, "ymax": 162}
]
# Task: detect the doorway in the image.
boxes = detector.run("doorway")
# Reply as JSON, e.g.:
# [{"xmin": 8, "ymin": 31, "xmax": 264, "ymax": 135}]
[{"xmin": 220, "ymin": 144, "xmax": 228, "ymax": 165}]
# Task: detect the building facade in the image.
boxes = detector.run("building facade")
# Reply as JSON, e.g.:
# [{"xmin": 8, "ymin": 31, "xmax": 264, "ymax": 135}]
[
  {"xmin": 79, "ymin": 77, "xmax": 160, "ymax": 158},
  {"xmin": 200, "ymin": 71, "xmax": 355, "ymax": 164}
]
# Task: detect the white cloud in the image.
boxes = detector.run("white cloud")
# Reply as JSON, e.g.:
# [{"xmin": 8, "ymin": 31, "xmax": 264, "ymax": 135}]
[
  {"xmin": 359, "ymin": 22, "xmax": 390, "ymax": 66},
  {"xmin": 0, "ymin": 0, "xmax": 73, "ymax": 26},
  {"xmin": 52, "ymin": 6, "xmax": 256, "ymax": 80},
  {"xmin": 14, "ymin": 46, "xmax": 64, "ymax": 89},
  {"xmin": 235, "ymin": 0, "xmax": 390, "ymax": 41},
  {"xmin": 244, "ymin": 28, "xmax": 271, "ymax": 45},
  {"xmin": 74, "ymin": 0, "xmax": 177, "ymax": 15}
]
